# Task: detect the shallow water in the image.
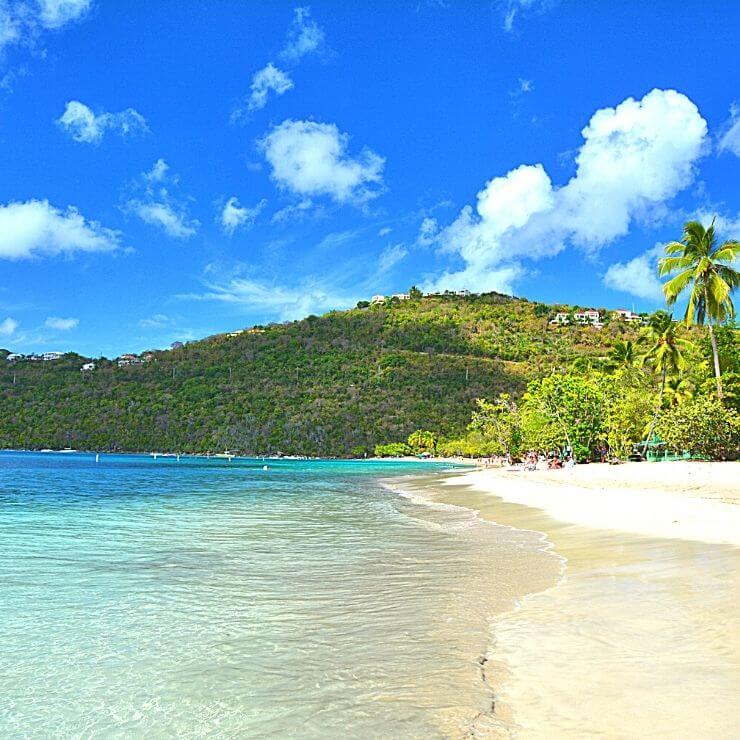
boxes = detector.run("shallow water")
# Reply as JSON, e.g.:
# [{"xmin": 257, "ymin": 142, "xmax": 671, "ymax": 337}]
[
  {"xmin": 423, "ymin": 478, "xmax": 740, "ymax": 738},
  {"xmin": 0, "ymin": 453, "xmax": 559, "ymax": 738}
]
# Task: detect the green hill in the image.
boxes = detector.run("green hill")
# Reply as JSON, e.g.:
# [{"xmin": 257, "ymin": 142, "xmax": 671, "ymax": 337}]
[{"xmin": 0, "ymin": 293, "xmax": 654, "ymax": 455}]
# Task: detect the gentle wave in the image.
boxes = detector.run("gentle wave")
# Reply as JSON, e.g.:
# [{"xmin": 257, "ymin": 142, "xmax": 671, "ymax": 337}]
[{"xmin": 0, "ymin": 453, "xmax": 560, "ymax": 738}]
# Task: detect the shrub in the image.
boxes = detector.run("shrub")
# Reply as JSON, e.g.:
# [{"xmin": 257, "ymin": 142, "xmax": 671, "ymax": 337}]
[{"xmin": 655, "ymin": 397, "xmax": 740, "ymax": 460}]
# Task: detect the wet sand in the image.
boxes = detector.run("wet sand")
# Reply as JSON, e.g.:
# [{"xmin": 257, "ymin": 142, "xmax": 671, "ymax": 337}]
[{"xmin": 414, "ymin": 462, "xmax": 740, "ymax": 737}]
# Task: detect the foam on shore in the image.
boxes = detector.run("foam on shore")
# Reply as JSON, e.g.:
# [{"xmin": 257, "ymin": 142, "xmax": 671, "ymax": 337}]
[{"xmin": 416, "ymin": 461, "xmax": 740, "ymax": 737}]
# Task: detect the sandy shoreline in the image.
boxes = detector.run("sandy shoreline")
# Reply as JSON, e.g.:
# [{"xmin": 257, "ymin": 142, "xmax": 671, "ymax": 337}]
[
  {"xmin": 448, "ymin": 461, "xmax": 740, "ymax": 546},
  {"xmin": 415, "ymin": 461, "xmax": 740, "ymax": 737}
]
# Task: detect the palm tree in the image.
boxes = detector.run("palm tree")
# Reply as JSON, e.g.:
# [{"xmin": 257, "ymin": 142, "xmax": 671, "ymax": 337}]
[
  {"xmin": 659, "ymin": 219, "xmax": 739, "ymax": 400},
  {"xmin": 607, "ymin": 339, "xmax": 635, "ymax": 370},
  {"xmin": 639, "ymin": 311, "xmax": 692, "ymax": 452},
  {"xmin": 663, "ymin": 375, "xmax": 695, "ymax": 409}
]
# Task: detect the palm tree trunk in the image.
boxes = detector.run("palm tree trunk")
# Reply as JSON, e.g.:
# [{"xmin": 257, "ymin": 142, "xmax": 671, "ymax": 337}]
[
  {"xmin": 707, "ymin": 323, "xmax": 724, "ymax": 401},
  {"xmin": 643, "ymin": 368, "xmax": 666, "ymax": 458}
]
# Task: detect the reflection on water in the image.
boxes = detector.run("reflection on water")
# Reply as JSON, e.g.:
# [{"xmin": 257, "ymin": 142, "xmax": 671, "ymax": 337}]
[{"xmin": 0, "ymin": 453, "xmax": 559, "ymax": 738}]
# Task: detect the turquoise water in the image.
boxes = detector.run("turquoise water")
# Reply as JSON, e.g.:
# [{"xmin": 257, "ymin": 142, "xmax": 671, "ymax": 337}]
[{"xmin": 0, "ymin": 452, "xmax": 557, "ymax": 737}]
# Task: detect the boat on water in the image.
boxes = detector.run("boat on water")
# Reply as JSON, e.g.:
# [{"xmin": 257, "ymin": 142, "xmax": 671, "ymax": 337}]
[{"xmin": 213, "ymin": 450, "xmax": 237, "ymax": 460}]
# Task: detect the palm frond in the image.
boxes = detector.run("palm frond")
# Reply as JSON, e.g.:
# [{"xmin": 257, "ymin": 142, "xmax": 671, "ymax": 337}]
[
  {"xmin": 662, "ymin": 268, "xmax": 694, "ymax": 304},
  {"xmin": 658, "ymin": 255, "xmax": 694, "ymax": 276}
]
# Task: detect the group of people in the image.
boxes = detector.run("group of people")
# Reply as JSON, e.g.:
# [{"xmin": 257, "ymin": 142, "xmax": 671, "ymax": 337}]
[{"xmin": 478, "ymin": 447, "xmax": 577, "ymax": 470}]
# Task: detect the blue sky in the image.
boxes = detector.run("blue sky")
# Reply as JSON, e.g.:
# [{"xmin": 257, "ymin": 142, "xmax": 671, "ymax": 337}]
[{"xmin": 0, "ymin": 0, "xmax": 738, "ymax": 357}]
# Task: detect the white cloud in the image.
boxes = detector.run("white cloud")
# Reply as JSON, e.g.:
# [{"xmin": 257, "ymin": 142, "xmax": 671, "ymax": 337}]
[
  {"xmin": 500, "ymin": 0, "xmax": 548, "ymax": 32},
  {"xmin": 417, "ymin": 216, "xmax": 439, "ymax": 246},
  {"xmin": 139, "ymin": 313, "xmax": 172, "ymax": 328},
  {"xmin": 378, "ymin": 242, "xmax": 408, "ymax": 273},
  {"xmin": 260, "ymin": 119, "xmax": 385, "ymax": 205},
  {"xmin": 144, "ymin": 158, "xmax": 169, "ymax": 183},
  {"xmin": 518, "ymin": 77, "xmax": 533, "ymax": 93},
  {"xmin": 378, "ymin": 226, "xmax": 392, "ymax": 237},
  {"xmin": 248, "ymin": 63, "xmax": 293, "ymax": 112},
  {"xmin": 0, "ymin": 0, "xmax": 91, "ymax": 55},
  {"xmin": 692, "ymin": 209, "xmax": 740, "ymax": 238},
  {"xmin": 280, "ymin": 7, "xmax": 326, "ymax": 63},
  {"xmin": 603, "ymin": 244, "xmax": 664, "ymax": 301},
  {"xmin": 124, "ymin": 159, "xmax": 199, "ymax": 239},
  {"xmin": 718, "ymin": 103, "xmax": 740, "ymax": 157},
  {"xmin": 220, "ymin": 196, "xmax": 266, "ymax": 235},
  {"xmin": 37, "ymin": 0, "xmax": 91, "ymax": 29},
  {"xmin": 427, "ymin": 89, "xmax": 707, "ymax": 294},
  {"xmin": 424, "ymin": 264, "xmax": 525, "ymax": 296},
  {"xmin": 57, "ymin": 100, "xmax": 148, "ymax": 144},
  {"xmin": 0, "ymin": 317, "xmax": 18, "ymax": 335},
  {"xmin": 45, "ymin": 316, "xmax": 78, "ymax": 330},
  {"xmin": 131, "ymin": 202, "xmax": 197, "ymax": 239},
  {"xmin": 0, "ymin": 199, "xmax": 120, "ymax": 260},
  {"xmin": 187, "ymin": 276, "xmax": 356, "ymax": 322},
  {"xmin": 271, "ymin": 198, "xmax": 317, "ymax": 223}
]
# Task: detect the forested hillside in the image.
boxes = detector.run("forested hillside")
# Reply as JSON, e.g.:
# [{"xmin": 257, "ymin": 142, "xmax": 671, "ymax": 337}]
[{"xmin": 0, "ymin": 293, "xmax": 656, "ymax": 455}]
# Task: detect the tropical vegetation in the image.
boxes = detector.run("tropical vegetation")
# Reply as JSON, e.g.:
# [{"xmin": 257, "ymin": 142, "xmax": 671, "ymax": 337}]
[{"xmin": 1, "ymin": 219, "xmax": 737, "ymax": 460}]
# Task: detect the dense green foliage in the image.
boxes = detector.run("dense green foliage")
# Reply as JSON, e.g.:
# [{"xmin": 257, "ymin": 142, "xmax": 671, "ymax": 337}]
[
  {"xmin": 655, "ymin": 397, "xmax": 740, "ymax": 460},
  {"xmin": 1, "ymin": 291, "xmax": 736, "ymax": 458},
  {"xmin": 1, "ymin": 293, "xmax": 642, "ymax": 456}
]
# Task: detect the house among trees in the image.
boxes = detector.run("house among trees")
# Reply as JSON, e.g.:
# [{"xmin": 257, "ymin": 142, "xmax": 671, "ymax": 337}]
[
  {"xmin": 6, "ymin": 353, "xmax": 25, "ymax": 362},
  {"xmin": 117, "ymin": 354, "xmax": 138, "ymax": 367},
  {"xmin": 550, "ymin": 311, "xmax": 570, "ymax": 325},
  {"xmin": 613, "ymin": 308, "xmax": 647, "ymax": 324},
  {"xmin": 550, "ymin": 309, "xmax": 604, "ymax": 328},
  {"xmin": 80, "ymin": 362, "xmax": 96, "ymax": 372},
  {"xmin": 42, "ymin": 351, "xmax": 64, "ymax": 361},
  {"xmin": 574, "ymin": 309, "xmax": 602, "ymax": 327}
]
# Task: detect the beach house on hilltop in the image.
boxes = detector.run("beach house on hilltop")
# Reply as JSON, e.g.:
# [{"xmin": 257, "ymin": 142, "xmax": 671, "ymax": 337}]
[
  {"xmin": 117, "ymin": 353, "xmax": 138, "ymax": 367},
  {"xmin": 550, "ymin": 309, "xmax": 603, "ymax": 328},
  {"xmin": 614, "ymin": 308, "xmax": 645, "ymax": 324},
  {"xmin": 574, "ymin": 309, "xmax": 602, "ymax": 326},
  {"xmin": 6, "ymin": 353, "xmax": 25, "ymax": 362},
  {"xmin": 42, "ymin": 351, "xmax": 64, "ymax": 361},
  {"xmin": 371, "ymin": 295, "xmax": 386, "ymax": 304}
]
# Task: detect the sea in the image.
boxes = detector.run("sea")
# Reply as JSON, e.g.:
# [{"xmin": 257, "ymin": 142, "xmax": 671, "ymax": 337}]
[{"xmin": 0, "ymin": 452, "xmax": 560, "ymax": 738}]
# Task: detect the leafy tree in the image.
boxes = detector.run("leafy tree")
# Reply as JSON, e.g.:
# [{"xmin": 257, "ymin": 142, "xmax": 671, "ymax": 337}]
[
  {"xmin": 374, "ymin": 442, "xmax": 412, "ymax": 457},
  {"xmin": 655, "ymin": 397, "xmax": 740, "ymax": 460},
  {"xmin": 599, "ymin": 370, "xmax": 653, "ymax": 458},
  {"xmin": 407, "ymin": 429, "xmax": 437, "ymax": 453},
  {"xmin": 521, "ymin": 374, "xmax": 604, "ymax": 461},
  {"xmin": 467, "ymin": 394, "xmax": 523, "ymax": 457},
  {"xmin": 659, "ymin": 219, "xmax": 739, "ymax": 400},
  {"xmin": 409, "ymin": 286, "xmax": 423, "ymax": 300}
]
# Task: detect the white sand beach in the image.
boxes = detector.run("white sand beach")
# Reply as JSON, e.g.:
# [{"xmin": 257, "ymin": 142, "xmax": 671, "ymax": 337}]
[
  {"xmin": 452, "ymin": 460, "xmax": 740, "ymax": 546},
  {"xmin": 420, "ymin": 461, "xmax": 740, "ymax": 737}
]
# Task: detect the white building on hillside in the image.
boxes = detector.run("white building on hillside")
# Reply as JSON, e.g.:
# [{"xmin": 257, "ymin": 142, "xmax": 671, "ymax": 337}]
[
  {"xmin": 614, "ymin": 308, "xmax": 643, "ymax": 323},
  {"xmin": 371, "ymin": 295, "xmax": 386, "ymax": 304},
  {"xmin": 43, "ymin": 351, "xmax": 64, "ymax": 361},
  {"xmin": 574, "ymin": 309, "xmax": 602, "ymax": 325},
  {"xmin": 81, "ymin": 362, "xmax": 96, "ymax": 371},
  {"xmin": 6, "ymin": 353, "xmax": 25, "ymax": 362},
  {"xmin": 550, "ymin": 312, "xmax": 570, "ymax": 325}
]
